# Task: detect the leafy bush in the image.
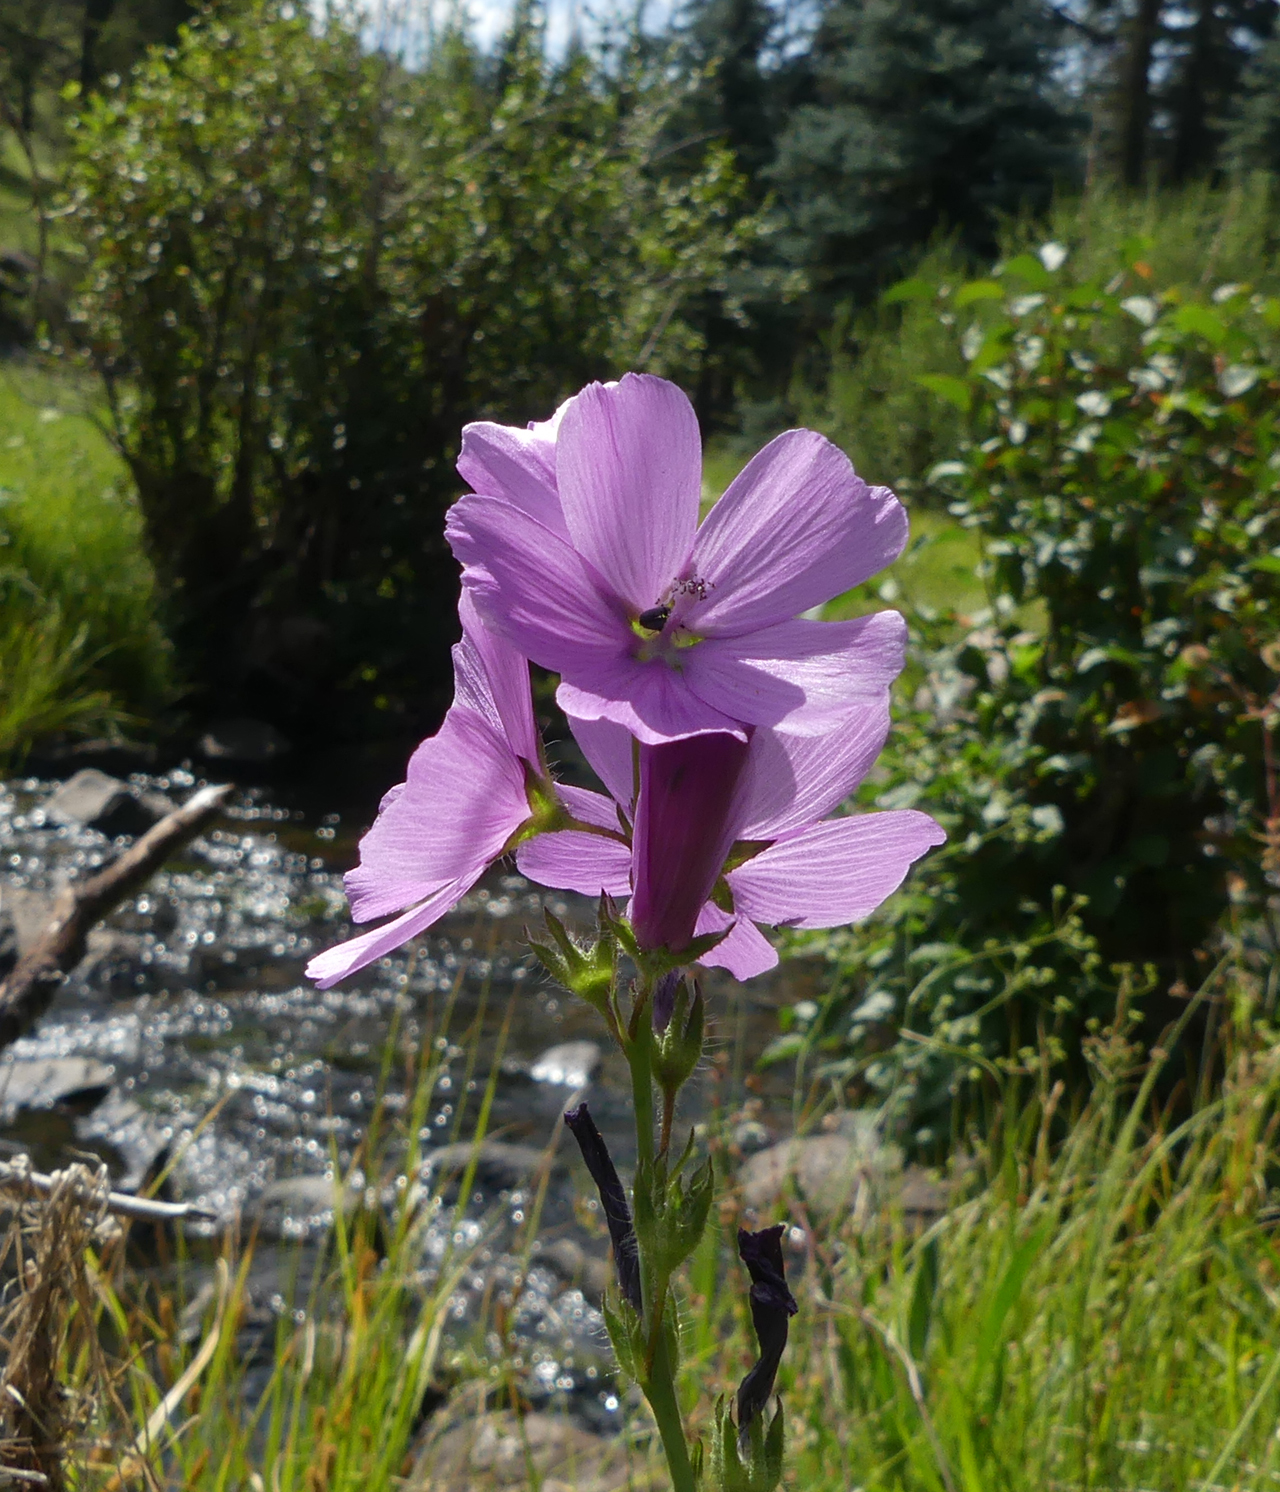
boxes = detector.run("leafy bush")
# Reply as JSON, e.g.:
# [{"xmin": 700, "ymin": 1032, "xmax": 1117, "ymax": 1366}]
[
  {"xmin": 799, "ymin": 225, "xmax": 1280, "ymax": 1139},
  {"xmin": 65, "ymin": 2, "xmax": 752, "ymax": 737},
  {"xmin": 801, "ymin": 182, "xmax": 1280, "ymax": 495}
]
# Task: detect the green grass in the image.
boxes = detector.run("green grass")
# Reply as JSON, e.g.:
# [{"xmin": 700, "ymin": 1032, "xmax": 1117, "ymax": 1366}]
[
  {"xmin": 0, "ymin": 360, "xmax": 170, "ymax": 760},
  {"xmin": 28, "ymin": 963, "xmax": 1280, "ymax": 1492}
]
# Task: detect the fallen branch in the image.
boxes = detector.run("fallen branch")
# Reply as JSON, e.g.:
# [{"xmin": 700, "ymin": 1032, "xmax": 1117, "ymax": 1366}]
[
  {"xmin": 0, "ymin": 1156, "xmax": 216, "ymax": 1225},
  {"xmin": 0, "ymin": 783, "xmax": 233, "ymax": 1054}
]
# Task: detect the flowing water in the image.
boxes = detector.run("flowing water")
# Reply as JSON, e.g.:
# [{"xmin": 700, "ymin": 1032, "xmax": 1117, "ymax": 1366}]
[{"xmin": 0, "ymin": 771, "xmax": 812, "ymax": 1426}]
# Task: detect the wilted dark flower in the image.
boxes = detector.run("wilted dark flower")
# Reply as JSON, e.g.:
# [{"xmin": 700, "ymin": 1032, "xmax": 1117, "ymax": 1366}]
[
  {"xmin": 564, "ymin": 1103, "xmax": 642, "ymax": 1311},
  {"xmin": 736, "ymin": 1224, "xmax": 798, "ymax": 1442}
]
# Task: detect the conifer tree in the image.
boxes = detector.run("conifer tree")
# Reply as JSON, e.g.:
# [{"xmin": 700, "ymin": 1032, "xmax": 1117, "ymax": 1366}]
[{"xmin": 771, "ymin": 0, "xmax": 1080, "ymax": 302}]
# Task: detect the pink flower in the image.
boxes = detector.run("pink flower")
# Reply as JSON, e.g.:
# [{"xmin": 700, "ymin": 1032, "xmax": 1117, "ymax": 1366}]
[
  {"xmin": 447, "ymin": 373, "xmax": 908, "ymax": 746},
  {"xmin": 306, "ymin": 596, "xmax": 552, "ymax": 988},
  {"xmin": 516, "ymin": 707, "xmax": 945, "ymax": 981}
]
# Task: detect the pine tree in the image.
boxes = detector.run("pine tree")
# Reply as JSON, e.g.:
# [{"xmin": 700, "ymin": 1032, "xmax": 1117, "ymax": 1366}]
[
  {"xmin": 1226, "ymin": 14, "xmax": 1280, "ymax": 169},
  {"xmin": 771, "ymin": 0, "xmax": 1081, "ymax": 302}
]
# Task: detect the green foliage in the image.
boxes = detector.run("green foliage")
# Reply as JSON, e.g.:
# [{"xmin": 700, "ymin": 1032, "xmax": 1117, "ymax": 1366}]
[
  {"xmin": 65, "ymin": 0, "xmax": 754, "ymax": 736},
  {"xmin": 804, "ymin": 183, "xmax": 1280, "ymax": 495},
  {"xmin": 0, "ymin": 364, "xmax": 169, "ymax": 762},
  {"xmin": 800, "ymin": 210, "xmax": 1280, "ymax": 1136}
]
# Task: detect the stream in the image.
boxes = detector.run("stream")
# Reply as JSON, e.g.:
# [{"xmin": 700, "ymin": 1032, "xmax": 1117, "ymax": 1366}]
[{"xmin": 0, "ymin": 768, "xmax": 815, "ymax": 1428}]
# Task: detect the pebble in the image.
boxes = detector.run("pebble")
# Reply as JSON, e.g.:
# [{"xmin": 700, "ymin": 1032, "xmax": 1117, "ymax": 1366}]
[
  {"xmin": 0, "ymin": 1057, "xmax": 114, "ymax": 1118},
  {"xmin": 409, "ymin": 1410, "xmax": 659, "ymax": 1491},
  {"xmin": 529, "ymin": 1041, "xmax": 601, "ymax": 1088},
  {"xmin": 46, "ymin": 769, "xmax": 171, "ymax": 838}
]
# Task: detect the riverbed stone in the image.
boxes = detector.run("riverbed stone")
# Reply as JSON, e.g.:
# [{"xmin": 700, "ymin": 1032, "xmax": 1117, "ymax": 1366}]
[
  {"xmin": 529, "ymin": 1040, "xmax": 601, "ymax": 1088},
  {"xmin": 535, "ymin": 1236, "xmax": 614, "ymax": 1299},
  {"xmin": 46, "ymin": 769, "xmax": 171, "ymax": 838},
  {"xmin": 739, "ymin": 1115, "xmax": 952, "ymax": 1225},
  {"xmin": 421, "ymin": 1140, "xmax": 556, "ymax": 1194},
  {"xmin": 198, "ymin": 717, "xmax": 291, "ymax": 763},
  {"xmin": 408, "ymin": 1410, "xmax": 658, "ymax": 1492},
  {"xmin": 0, "ymin": 1058, "xmax": 114, "ymax": 1118},
  {"xmin": 252, "ymin": 1172, "xmax": 363, "ymax": 1239}
]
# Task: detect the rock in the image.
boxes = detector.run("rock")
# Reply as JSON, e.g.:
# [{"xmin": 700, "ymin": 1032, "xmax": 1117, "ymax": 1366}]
[
  {"xmin": 46, "ymin": 769, "xmax": 171, "ymax": 838},
  {"xmin": 421, "ymin": 1141, "xmax": 553, "ymax": 1195},
  {"xmin": 529, "ymin": 1041, "xmax": 601, "ymax": 1088},
  {"xmin": 535, "ymin": 1236, "xmax": 614, "ymax": 1299},
  {"xmin": 0, "ymin": 887, "xmax": 56, "ymax": 957},
  {"xmin": 738, "ymin": 1115, "xmax": 953, "ymax": 1225},
  {"xmin": 408, "ymin": 1411, "xmax": 658, "ymax": 1492},
  {"xmin": 75, "ymin": 1092, "xmax": 171, "ymax": 1194},
  {"xmin": 0, "ymin": 1058, "xmax": 114, "ymax": 1119},
  {"xmin": 731, "ymin": 1120, "xmax": 772, "ymax": 1155},
  {"xmin": 251, "ymin": 1173, "xmax": 363, "ymax": 1240},
  {"xmin": 198, "ymin": 718, "xmax": 291, "ymax": 764}
]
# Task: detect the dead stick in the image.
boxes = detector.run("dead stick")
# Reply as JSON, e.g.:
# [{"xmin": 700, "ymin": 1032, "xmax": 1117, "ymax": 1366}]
[
  {"xmin": 0, "ymin": 1159, "xmax": 217, "ymax": 1224},
  {"xmin": 0, "ymin": 783, "xmax": 233, "ymax": 1054}
]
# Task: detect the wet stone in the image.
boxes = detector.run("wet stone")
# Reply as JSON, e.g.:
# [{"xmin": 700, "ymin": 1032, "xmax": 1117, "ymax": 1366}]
[
  {"xmin": 75, "ymin": 1091, "xmax": 171, "ymax": 1194},
  {"xmin": 534, "ymin": 1236, "xmax": 614, "ymax": 1300},
  {"xmin": 1, "ymin": 886, "xmax": 57, "ymax": 957},
  {"xmin": 409, "ymin": 1410, "xmax": 658, "ymax": 1492},
  {"xmin": 198, "ymin": 718, "xmax": 291, "ymax": 764},
  {"xmin": 251, "ymin": 1173, "xmax": 364, "ymax": 1241},
  {"xmin": 421, "ymin": 1141, "xmax": 555, "ymax": 1195},
  {"xmin": 46, "ymin": 769, "xmax": 171, "ymax": 838},
  {"xmin": 529, "ymin": 1041, "xmax": 601, "ymax": 1089},
  {"xmin": 0, "ymin": 1058, "xmax": 114, "ymax": 1119}
]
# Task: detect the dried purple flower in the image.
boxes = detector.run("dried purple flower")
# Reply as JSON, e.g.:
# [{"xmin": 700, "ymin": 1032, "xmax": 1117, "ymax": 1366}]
[
  {"xmin": 563, "ymin": 1103, "xmax": 642, "ymax": 1312},
  {"xmin": 736, "ymin": 1224, "xmax": 798, "ymax": 1442}
]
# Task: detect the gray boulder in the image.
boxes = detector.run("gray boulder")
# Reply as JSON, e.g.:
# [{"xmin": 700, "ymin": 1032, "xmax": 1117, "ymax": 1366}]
[
  {"xmin": 529, "ymin": 1041, "xmax": 601, "ymax": 1088},
  {"xmin": 0, "ymin": 1058, "xmax": 114, "ymax": 1119},
  {"xmin": 46, "ymin": 769, "xmax": 171, "ymax": 838}
]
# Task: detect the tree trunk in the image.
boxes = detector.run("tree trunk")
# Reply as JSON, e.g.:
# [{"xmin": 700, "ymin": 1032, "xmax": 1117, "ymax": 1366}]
[
  {"xmin": 80, "ymin": 0, "xmax": 118, "ymax": 93},
  {"xmin": 1170, "ymin": 0, "xmax": 1214, "ymax": 182},
  {"xmin": 1119, "ymin": 0, "xmax": 1163, "ymax": 187}
]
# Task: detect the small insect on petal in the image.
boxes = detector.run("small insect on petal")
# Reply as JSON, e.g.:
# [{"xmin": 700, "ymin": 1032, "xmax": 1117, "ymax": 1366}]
[{"xmin": 638, "ymin": 605, "xmax": 671, "ymax": 632}]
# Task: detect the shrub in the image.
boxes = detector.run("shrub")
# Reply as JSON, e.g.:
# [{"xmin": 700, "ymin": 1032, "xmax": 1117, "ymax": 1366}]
[
  {"xmin": 797, "ymin": 224, "xmax": 1280, "ymax": 1139},
  {"xmin": 65, "ymin": 2, "xmax": 752, "ymax": 738}
]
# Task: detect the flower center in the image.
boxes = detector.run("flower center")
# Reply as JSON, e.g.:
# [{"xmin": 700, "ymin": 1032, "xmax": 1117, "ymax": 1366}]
[{"xmin": 630, "ymin": 575, "xmax": 712, "ymax": 662}]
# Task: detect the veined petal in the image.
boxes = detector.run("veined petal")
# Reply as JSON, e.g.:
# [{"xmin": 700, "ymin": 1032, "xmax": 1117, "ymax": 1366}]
[
  {"xmin": 682, "ymin": 611, "xmax": 907, "ymax": 735},
  {"xmin": 454, "ymin": 589, "xmax": 540, "ymax": 767},
  {"xmin": 516, "ymin": 830, "xmax": 632, "ymax": 898},
  {"xmin": 693, "ymin": 901, "xmax": 779, "ymax": 980},
  {"xmin": 688, "ymin": 430, "xmax": 908, "ymax": 634},
  {"xmin": 558, "ymin": 783, "xmax": 627, "ymax": 832},
  {"xmin": 558, "ymin": 665, "xmax": 746, "ymax": 748},
  {"xmin": 307, "ymin": 878, "xmax": 470, "ymax": 989},
  {"xmin": 735, "ymin": 700, "xmax": 892, "ymax": 840},
  {"xmin": 567, "ymin": 715, "xmax": 637, "ymax": 813},
  {"xmin": 457, "ymin": 404, "xmax": 568, "ymax": 537},
  {"xmin": 345, "ymin": 706, "xmax": 529, "ymax": 924},
  {"xmin": 728, "ymin": 810, "xmax": 945, "ymax": 930},
  {"xmin": 557, "ymin": 374, "xmax": 701, "ymax": 611},
  {"xmin": 447, "ymin": 495, "xmax": 633, "ymax": 678}
]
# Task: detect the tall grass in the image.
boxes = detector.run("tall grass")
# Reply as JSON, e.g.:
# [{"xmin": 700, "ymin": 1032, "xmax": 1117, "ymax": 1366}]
[
  {"xmin": 15, "ymin": 956, "xmax": 1279, "ymax": 1492},
  {"xmin": 0, "ymin": 360, "xmax": 170, "ymax": 761}
]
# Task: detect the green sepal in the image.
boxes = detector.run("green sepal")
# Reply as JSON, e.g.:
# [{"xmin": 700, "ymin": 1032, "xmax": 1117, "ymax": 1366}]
[
  {"xmin": 632, "ymin": 1151, "xmax": 713, "ymax": 1278},
  {"xmin": 528, "ymin": 908, "xmax": 615, "ymax": 1012},
  {"xmin": 709, "ymin": 1398, "xmax": 785, "ymax": 1492},
  {"xmin": 653, "ymin": 979, "xmax": 706, "ymax": 1098},
  {"xmin": 600, "ymin": 1285, "xmax": 644, "ymax": 1385}
]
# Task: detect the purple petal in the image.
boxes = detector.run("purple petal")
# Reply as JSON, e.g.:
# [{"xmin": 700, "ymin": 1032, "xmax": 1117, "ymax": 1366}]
[
  {"xmin": 687, "ymin": 430, "xmax": 908, "ymax": 634},
  {"xmin": 556, "ymin": 374, "xmax": 701, "ymax": 611},
  {"xmin": 456, "ymin": 403, "xmax": 568, "ymax": 538},
  {"xmin": 693, "ymin": 902, "xmax": 778, "ymax": 980},
  {"xmin": 567, "ymin": 715, "xmax": 637, "ymax": 812},
  {"xmin": 516, "ymin": 830, "xmax": 632, "ymax": 897},
  {"xmin": 631, "ymin": 734, "xmax": 750, "ymax": 954},
  {"xmin": 448, "ymin": 495, "xmax": 633, "ymax": 679},
  {"xmin": 307, "ymin": 878, "xmax": 470, "ymax": 989},
  {"xmin": 345, "ymin": 706, "xmax": 529, "ymax": 924},
  {"xmin": 454, "ymin": 590, "xmax": 540, "ymax": 767},
  {"xmin": 558, "ymin": 783, "xmax": 627, "ymax": 832},
  {"xmin": 728, "ymin": 811, "xmax": 946, "ymax": 929},
  {"xmin": 682, "ymin": 611, "xmax": 907, "ymax": 734},
  {"xmin": 735, "ymin": 700, "xmax": 892, "ymax": 840},
  {"xmin": 558, "ymin": 665, "xmax": 746, "ymax": 748}
]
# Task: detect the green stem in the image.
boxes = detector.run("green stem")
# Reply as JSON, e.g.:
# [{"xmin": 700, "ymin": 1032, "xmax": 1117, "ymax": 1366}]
[
  {"xmin": 644, "ymin": 1330, "xmax": 697, "ymax": 1492},
  {"xmin": 625, "ymin": 976, "xmax": 694, "ymax": 1492}
]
